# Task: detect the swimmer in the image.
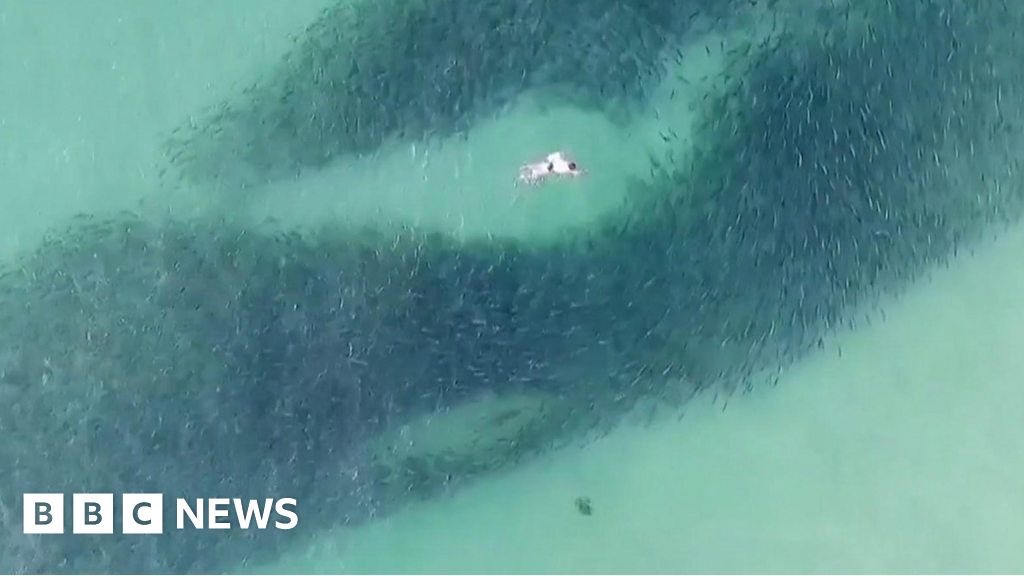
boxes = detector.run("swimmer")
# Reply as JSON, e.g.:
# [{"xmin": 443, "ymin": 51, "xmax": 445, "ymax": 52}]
[{"xmin": 516, "ymin": 151, "xmax": 583, "ymax": 186}]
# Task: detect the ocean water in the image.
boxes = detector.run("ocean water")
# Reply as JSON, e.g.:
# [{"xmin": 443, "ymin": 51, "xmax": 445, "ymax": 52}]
[
  {"xmin": 255, "ymin": 223, "xmax": 1024, "ymax": 574},
  {"xmin": 2, "ymin": 1, "xmax": 1023, "ymax": 573}
]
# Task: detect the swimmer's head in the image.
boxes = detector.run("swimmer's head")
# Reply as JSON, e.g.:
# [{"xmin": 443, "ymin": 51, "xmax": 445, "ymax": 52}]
[{"xmin": 547, "ymin": 152, "xmax": 582, "ymax": 176}]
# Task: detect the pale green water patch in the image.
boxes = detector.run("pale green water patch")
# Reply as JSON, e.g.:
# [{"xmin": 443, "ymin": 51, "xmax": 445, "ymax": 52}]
[{"xmin": 0, "ymin": 0, "xmax": 329, "ymax": 259}]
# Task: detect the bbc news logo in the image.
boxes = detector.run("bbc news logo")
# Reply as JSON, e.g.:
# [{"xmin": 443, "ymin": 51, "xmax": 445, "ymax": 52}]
[{"xmin": 23, "ymin": 494, "xmax": 298, "ymax": 535}]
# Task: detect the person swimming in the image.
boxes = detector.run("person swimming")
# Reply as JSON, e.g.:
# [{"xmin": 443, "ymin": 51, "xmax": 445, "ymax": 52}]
[{"xmin": 517, "ymin": 151, "xmax": 583, "ymax": 186}]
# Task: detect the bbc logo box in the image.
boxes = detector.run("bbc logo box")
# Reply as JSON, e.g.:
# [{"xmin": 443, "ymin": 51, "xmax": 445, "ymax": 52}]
[
  {"xmin": 23, "ymin": 493, "xmax": 164, "ymax": 535},
  {"xmin": 22, "ymin": 494, "xmax": 64, "ymax": 535}
]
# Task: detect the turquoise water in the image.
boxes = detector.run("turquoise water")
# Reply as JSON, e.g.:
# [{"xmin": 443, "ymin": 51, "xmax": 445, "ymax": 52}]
[
  {"xmin": 2, "ymin": 1, "xmax": 1024, "ymax": 573},
  {"xmin": 262, "ymin": 226, "xmax": 1024, "ymax": 573}
]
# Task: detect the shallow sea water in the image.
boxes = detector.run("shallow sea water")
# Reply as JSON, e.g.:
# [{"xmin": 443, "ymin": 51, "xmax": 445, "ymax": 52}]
[
  {"xmin": 257, "ymin": 222, "xmax": 1024, "ymax": 573},
  {"xmin": 2, "ymin": 1, "xmax": 1023, "ymax": 573}
]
